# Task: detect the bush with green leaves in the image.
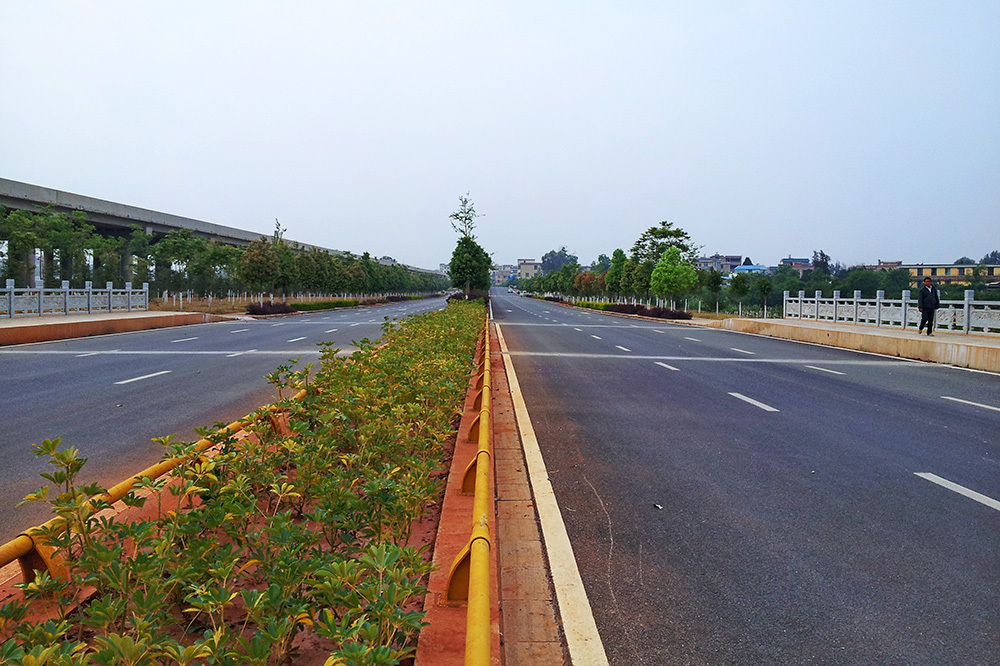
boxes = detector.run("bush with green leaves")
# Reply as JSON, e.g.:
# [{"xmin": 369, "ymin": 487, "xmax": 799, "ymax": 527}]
[{"xmin": 2, "ymin": 300, "xmax": 485, "ymax": 665}]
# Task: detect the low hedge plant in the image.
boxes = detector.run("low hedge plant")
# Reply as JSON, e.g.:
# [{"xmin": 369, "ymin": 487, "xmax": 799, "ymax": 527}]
[{"xmin": 2, "ymin": 301, "xmax": 485, "ymax": 665}]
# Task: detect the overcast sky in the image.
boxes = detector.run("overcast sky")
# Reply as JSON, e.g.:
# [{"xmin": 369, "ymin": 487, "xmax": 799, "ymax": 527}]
[{"xmin": 2, "ymin": 2, "xmax": 998, "ymax": 270}]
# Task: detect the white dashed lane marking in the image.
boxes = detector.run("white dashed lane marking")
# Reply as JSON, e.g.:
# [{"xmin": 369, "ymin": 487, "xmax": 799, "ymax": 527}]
[
  {"xmin": 114, "ymin": 370, "xmax": 172, "ymax": 385},
  {"xmin": 655, "ymin": 362, "xmax": 680, "ymax": 371},
  {"xmin": 171, "ymin": 337, "xmax": 198, "ymax": 343},
  {"xmin": 806, "ymin": 365, "xmax": 845, "ymax": 375},
  {"xmin": 729, "ymin": 392, "xmax": 779, "ymax": 412},
  {"xmin": 915, "ymin": 473, "xmax": 1000, "ymax": 512},
  {"xmin": 941, "ymin": 396, "xmax": 1000, "ymax": 413},
  {"xmin": 287, "ymin": 337, "xmax": 307, "ymax": 343}
]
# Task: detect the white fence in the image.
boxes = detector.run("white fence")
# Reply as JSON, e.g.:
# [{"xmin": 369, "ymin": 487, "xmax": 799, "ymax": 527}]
[
  {"xmin": 783, "ymin": 289, "xmax": 1000, "ymax": 335},
  {"xmin": 2, "ymin": 280, "xmax": 149, "ymax": 318}
]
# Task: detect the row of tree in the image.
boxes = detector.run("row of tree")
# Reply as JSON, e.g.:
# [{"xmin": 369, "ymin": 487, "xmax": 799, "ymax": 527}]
[
  {"xmin": 0, "ymin": 207, "xmax": 448, "ymax": 296},
  {"xmin": 515, "ymin": 225, "xmax": 1000, "ymax": 310}
]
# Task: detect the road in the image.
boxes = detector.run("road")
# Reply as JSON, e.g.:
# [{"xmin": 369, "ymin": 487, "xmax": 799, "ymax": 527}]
[
  {"xmin": 492, "ymin": 289, "xmax": 1000, "ymax": 665},
  {"xmin": 0, "ymin": 296, "xmax": 447, "ymax": 542}
]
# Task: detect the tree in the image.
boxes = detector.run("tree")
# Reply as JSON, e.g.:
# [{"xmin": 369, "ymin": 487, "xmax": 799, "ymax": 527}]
[
  {"xmin": 955, "ymin": 256, "xmax": 976, "ymax": 265},
  {"xmin": 979, "ymin": 250, "xmax": 1000, "ymax": 264},
  {"xmin": 239, "ymin": 237, "xmax": 280, "ymax": 293},
  {"xmin": 450, "ymin": 193, "xmax": 479, "ymax": 238},
  {"xmin": 593, "ymin": 253, "xmax": 612, "ymax": 273},
  {"xmin": 631, "ymin": 221, "xmax": 697, "ymax": 263},
  {"xmin": 753, "ymin": 276, "xmax": 773, "ymax": 307},
  {"xmin": 448, "ymin": 195, "xmax": 490, "ymax": 296},
  {"xmin": 812, "ymin": 250, "xmax": 831, "ymax": 275},
  {"xmin": 729, "ymin": 272, "xmax": 750, "ymax": 301},
  {"xmin": 650, "ymin": 248, "xmax": 698, "ymax": 304},
  {"xmin": 541, "ymin": 247, "xmax": 578, "ymax": 274},
  {"xmin": 604, "ymin": 249, "xmax": 627, "ymax": 295},
  {"xmin": 706, "ymin": 268, "xmax": 724, "ymax": 306}
]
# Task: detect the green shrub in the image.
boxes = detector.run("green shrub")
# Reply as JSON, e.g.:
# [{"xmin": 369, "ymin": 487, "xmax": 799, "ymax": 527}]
[{"xmin": 6, "ymin": 301, "xmax": 485, "ymax": 664}]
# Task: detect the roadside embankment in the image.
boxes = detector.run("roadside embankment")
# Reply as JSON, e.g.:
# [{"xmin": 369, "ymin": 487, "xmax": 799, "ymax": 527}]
[
  {"xmin": 694, "ymin": 317, "xmax": 1000, "ymax": 373},
  {"xmin": 0, "ymin": 311, "xmax": 227, "ymax": 346}
]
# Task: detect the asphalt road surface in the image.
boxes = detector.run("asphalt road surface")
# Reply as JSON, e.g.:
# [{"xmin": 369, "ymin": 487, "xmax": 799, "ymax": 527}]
[
  {"xmin": 0, "ymin": 296, "xmax": 447, "ymax": 542},
  {"xmin": 493, "ymin": 289, "xmax": 1000, "ymax": 665}
]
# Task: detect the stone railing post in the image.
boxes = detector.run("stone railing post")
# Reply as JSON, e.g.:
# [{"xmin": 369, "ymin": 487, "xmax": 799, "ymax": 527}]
[
  {"xmin": 106, "ymin": 282, "xmax": 114, "ymax": 312},
  {"xmin": 62, "ymin": 280, "xmax": 70, "ymax": 314},
  {"xmin": 901, "ymin": 290, "xmax": 911, "ymax": 329},
  {"xmin": 125, "ymin": 281, "xmax": 132, "ymax": 311},
  {"xmin": 814, "ymin": 290, "xmax": 822, "ymax": 320},
  {"xmin": 37, "ymin": 283, "xmax": 43, "ymax": 316},
  {"xmin": 875, "ymin": 290, "xmax": 885, "ymax": 327},
  {"xmin": 853, "ymin": 290, "xmax": 861, "ymax": 324},
  {"xmin": 783, "ymin": 290, "xmax": 789, "ymax": 318},
  {"xmin": 798, "ymin": 290, "xmax": 805, "ymax": 319},
  {"xmin": 86, "ymin": 281, "xmax": 93, "ymax": 314},
  {"xmin": 143, "ymin": 283, "xmax": 149, "ymax": 310},
  {"xmin": 832, "ymin": 290, "xmax": 840, "ymax": 322},
  {"xmin": 964, "ymin": 290, "xmax": 975, "ymax": 334},
  {"xmin": 6, "ymin": 279, "xmax": 14, "ymax": 318}
]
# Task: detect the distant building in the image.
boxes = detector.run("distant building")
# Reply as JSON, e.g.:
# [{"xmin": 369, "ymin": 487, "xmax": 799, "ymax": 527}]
[
  {"xmin": 517, "ymin": 259, "xmax": 541, "ymax": 280},
  {"xmin": 779, "ymin": 257, "xmax": 812, "ymax": 276},
  {"xmin": 378, "ymin": 256, "xmax": 398, "ymax": 266},
  {"xmin": 732, "ymin": 264, "xmax": 768, "ymax": 275},
  {"xmin": 492, "ymin": 264, "xmax": 517, "ymax": 285},
  {"xmin": 439, "ymin": 263, "xmax": 450, "ymax": 274},
  {"xmin": 901, "ymin": 263, "xmax": 1000, "ymax": 287},
  {"xmin": 862, "ymin": 260, "xmax": 903, "ymax": 272},
  {"xmin": 696, "ymin": 254, "xmax": 742, "ymax": 274}
]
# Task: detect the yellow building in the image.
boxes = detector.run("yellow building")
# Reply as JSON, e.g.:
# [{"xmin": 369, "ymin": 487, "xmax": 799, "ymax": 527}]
[{"xmin": 902, "ymin": 263, "xmax": 1000, "ymax": 286}]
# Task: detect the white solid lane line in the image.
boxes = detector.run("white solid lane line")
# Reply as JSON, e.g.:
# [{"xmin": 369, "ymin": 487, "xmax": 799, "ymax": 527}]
[
  {"xmin": 616, "ymin": 345, "xmax": 632, "ymax": 352},
  {"xmin": 915, "ymin": 473, "xmax": 1000, "ymax": 512},
  {"xmin": 806, "ymin": 365, "xmax": 845, "ymax": 375},
  {"xmin": 76, "ymin": 351, "xmax": 102, "ymax": 357},
  {"xmin": 684, "ymin": 336, "xmax": 701, "ymax": 342},
  {"xmin": 287, "ymin": 337, "xmax": 307, "ymax": 343},
  {"xmin": 171, "ymin": 337, "xmax": 198, "ymax": 343},
  {"xmin": 226, "ymin": 349, "xmax": 257, "ymax": 358},
  {"xmin": 655, "ymin": 361, "xmax": 680, "ymax": 371},
  {"xmin": 730, "ymin": 348, "xmax": 756, "ymax": 355},
  {"xmin": 728, "ymin": 392, "xmax": 779, "ymax": 412},
  {"xmin": 941, "ymin": 396, "xmax": 1000, "ymax": 413},
  {"xmin": 591, "ymin": 335, "xmax": 602, "ymax": 340},
  {"xmin": 270, "ymin": 322, "xmax": 284, "ymax": 327},
  {"xmin": 230, "ymin": 328, "xmax": 249, "ymax": 333},
  {"xmin": 115, "ymin": 370, "xmax": 172, "ymax": 385}
]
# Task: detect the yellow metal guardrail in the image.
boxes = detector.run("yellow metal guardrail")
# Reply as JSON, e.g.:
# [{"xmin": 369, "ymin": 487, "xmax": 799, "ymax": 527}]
[
  {"xmin": 444, "ymin": 319, "xmax": 493, "ymax": 665},
  {"xmin": 0, "ymin": 388, "xmax": 308, "ymax": 584}
]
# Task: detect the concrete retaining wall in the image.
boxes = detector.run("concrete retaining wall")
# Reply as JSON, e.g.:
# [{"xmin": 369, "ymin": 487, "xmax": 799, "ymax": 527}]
[
  {"xmin": 712, "ymin": 319, "xmax": 1000, "ymax": 373},
  {"xmin": 0, "ymin": 313, "xmax": 210, "ymax": 346}
]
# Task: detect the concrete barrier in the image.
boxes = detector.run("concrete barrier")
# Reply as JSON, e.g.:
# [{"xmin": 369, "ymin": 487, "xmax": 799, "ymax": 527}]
[
  {"xmin": 709, "ymin": 318, "xmax": 1000, "ymax": 373},
  {"xmin": 0, "ymin": 313, "xmax": 215, "ymax": 346}
]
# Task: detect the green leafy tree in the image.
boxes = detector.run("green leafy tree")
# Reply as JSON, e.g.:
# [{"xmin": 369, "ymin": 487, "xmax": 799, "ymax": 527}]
[
  {"xmin": 450, "ymin": 193, "xmax": 479, "ymax": 238},
  {"xmin": 449, "ymin": 236, "xmax": 490, "ymax": 296},
  {"xmin": 650, "ymin": 247, "xmax": 698, "ymax": 304},
  {"xmin": 706, "ymin": 268, "xmax": 724, "ymax": 307},
  {"xmin": 729, "ymin": 272, "xmax": 750, "ymax": 301},
  {"xmin": 604, "ymin": 249, "xmax": 627, "ymax": 295},
  {"xmin": 239, "ymin": 237, "xmax": 280, "ymax": 293},
  {"xmin": 980, "ymin": 250, "xmax": 1000, "ymax": 264},
  {"xmin": 631, "ymin": 221, "xmax": 697, "ymax": 264},
  {"xmin": 540, "ymin": 247, "xmax": 578, "ymax": 274},
  {"xmin": 594, "ymin": 253, "xmax": 612, "ymax": 273},
  {"xmin": 753, "ymin": 275, "xmax": 773, "ymax": 307}
]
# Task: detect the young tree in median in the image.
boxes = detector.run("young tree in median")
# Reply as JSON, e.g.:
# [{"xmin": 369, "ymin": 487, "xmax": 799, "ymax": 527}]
[
  {"xmin": 631, "ymin": 220, "xmax": 698, "ymax": 263},
  {"xmin": 650, "ymin": 247, "xmax": 698, "ymax": 306},
  {"xmin": 604, "ymin": 249, "xmax": 627, "ymax": 296},
  {"xmin": 448, "ymin": 194, "xmax": 490, "ymax": 297}
]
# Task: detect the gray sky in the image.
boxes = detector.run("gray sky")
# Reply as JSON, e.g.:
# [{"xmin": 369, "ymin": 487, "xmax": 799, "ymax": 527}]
[{"xmin": 2, "ymin": 2, "xmax": 998, "ymax": 270}]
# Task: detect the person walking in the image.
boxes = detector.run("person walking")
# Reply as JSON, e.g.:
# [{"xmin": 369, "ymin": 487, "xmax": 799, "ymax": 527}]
[{"xmin": 917, "ymin": 277, "xmax": 940, "ymax": 336}]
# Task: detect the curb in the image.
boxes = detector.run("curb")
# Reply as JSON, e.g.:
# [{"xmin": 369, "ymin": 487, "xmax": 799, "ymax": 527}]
[{"xmin": 0, "ymin": 313, "xmax": 214, "ymax": 346}]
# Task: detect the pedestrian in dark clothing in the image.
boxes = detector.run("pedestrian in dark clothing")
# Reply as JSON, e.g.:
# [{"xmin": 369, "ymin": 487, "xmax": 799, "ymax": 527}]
[{"xmin": 917, "ymin": 277, "xmax": 940, "ymax": 336}]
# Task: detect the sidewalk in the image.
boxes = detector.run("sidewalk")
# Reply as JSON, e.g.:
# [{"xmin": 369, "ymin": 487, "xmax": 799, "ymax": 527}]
[
  {"xmin": 688, "ymin": 316, "xmax": 1000, "ymax": 373},
  {"xmin": 0, "ymin": 310, "xmax": 231, "ymax": 346}
]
